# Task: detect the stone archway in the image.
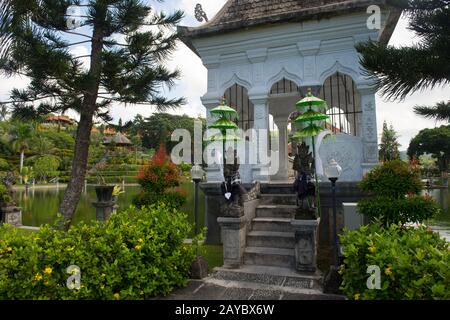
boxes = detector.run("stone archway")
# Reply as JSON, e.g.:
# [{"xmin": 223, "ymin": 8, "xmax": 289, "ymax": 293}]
[{"xmin": 268, "ymin": 78, "xmax": 302, "ymax": 181}]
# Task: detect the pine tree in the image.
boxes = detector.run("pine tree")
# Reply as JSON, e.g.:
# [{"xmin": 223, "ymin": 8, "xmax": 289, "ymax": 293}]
[
  {"xmin": 356, "ymin": 0, "xmax": 450, "ymax": 99},
  {"xmin": 414, "ymin": 100, "xmax": 450, "ymax": 123},
  {"xmin": 0, "ymin": 0, "xmax": 185, "ymax": 228},
  {"xmin": 379, "ymin": 121, "xmax": 401, "ymax": 162}
]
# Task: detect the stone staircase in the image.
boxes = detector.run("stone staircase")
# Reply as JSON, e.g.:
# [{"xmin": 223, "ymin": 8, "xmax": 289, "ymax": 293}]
[{"xmin": 212, "ymin": 183, "xmax": 324, "ymax": 293}]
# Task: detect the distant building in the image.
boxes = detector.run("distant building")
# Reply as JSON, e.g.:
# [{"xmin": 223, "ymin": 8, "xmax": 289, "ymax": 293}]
[{"xmin": 42, "ymin": 115, "xmax": 75, "ymax": 129}]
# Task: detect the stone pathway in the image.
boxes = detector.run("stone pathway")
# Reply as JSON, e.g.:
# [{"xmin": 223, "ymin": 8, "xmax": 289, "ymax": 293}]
[{"xmin": 159, "ymin": 275, "xmax": 345, "ymax": 300}]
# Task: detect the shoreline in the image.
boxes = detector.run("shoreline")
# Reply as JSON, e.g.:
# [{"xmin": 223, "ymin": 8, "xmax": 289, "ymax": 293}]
[{"xmin": 12, "ymin": 183, "xmax": 140, "ymax": 191}]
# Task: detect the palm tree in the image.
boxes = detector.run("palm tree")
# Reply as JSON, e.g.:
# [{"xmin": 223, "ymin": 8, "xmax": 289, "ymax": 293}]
[
  {"xmin": 0, "ymin": 106, "xmax": 8, "ymax": 121},
  {"xmin": 414, "ymin": 101, "xmax": 450, "ymax": 123},
  {"xmin": 9, "ymin": 123, "xmax": 34, "ymax": 175}
]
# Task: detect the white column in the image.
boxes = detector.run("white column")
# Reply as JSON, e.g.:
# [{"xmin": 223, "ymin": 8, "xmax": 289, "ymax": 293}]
[
  {"xmin": 358, "ymin": 85, "xmax": 379, "ymax": 174},
  {"xmin": 250, "ymin": 96, "xmax": 270, "ymax": 182},
  {"xmin": 272, "ymin": 118, "xmax": 289, "ymax": 181}
]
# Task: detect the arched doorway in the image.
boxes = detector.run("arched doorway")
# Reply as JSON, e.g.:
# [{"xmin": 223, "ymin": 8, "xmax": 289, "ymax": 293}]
[
  {"xmin": 318, "ymin": 72, "xmax": 361, "ymax": 136},
  {"xmin": 268, "ymin": 78, "xmax": 301, "ymax": 181}
]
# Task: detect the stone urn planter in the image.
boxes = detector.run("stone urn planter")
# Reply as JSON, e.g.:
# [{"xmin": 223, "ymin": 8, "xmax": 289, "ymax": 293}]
[
  {"xmin": 93, "ymin": 185, "xmax": 115, "ymax": 221},
  {"xmin": 0, "ymin": 204, "xmax": 22, "ymax": 227},
  {"xmin": 94, "ymin": 185, "xmax": 114, "ymax": 203}
]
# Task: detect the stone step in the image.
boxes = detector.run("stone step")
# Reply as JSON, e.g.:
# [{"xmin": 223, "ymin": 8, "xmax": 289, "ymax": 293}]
[
  {"xmin": 247, "ymin": 231, "xmax": 295, "ymax": 249},
  {"xmin": 244, "ymin": 246, "xmax": 295, "ymax": 268},
  {"xmin": 259, "ymin": 194, "xmax": 297, "ymax": 205},
  {"xmin": 260, "ymin": 183, "xmax": 296, "ymax": 195},
  {"xmin": 256, "ymin": 204, "xmax": 297, "ymax": 218},
  {"xmin": 212, "ymin": 265, "xmax": 323, "ymax": 291},
  {"xmin": 251, "ymin": 217, "xmax": 293, "ymax": 232}
]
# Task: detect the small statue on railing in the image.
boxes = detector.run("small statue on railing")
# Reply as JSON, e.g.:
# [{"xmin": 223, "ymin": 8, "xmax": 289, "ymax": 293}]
[
  {"xmin": 293, "ymin": 142, "xmax": 316, "ymax": 213},
  {"xmin": 195, "ymin": 3, "xmax": 209, "ymax": 22},
  {"xmin": 221, "ymin": 147, "xmax": 246, "ymax": 217}
]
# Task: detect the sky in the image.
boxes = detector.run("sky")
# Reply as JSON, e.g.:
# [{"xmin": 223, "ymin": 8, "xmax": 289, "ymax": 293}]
[{"xmin": 0, "ymin": 0, "xmax": 448, "ymax": 151}]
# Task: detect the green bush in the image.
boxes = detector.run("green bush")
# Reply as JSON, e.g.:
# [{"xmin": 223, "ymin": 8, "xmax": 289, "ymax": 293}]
[
  {"xmin": 133, "ymin": 190, "xmax": 186, "ymax": 209},
  {"xmin": 358, "ymin": 195, "xmax": 440, "ymax": 225},
  {"xmin": 0, "ymin": 204, "xmax": 198, "ymax": 299},
  {"xmin": 339, "ymin": 223, "xmax": 450, "ymax": 300},
  {"xmin": 358, "ymin": 160, "xmax": 439, "ymax": 225},
  {"xmin": 360, "ymin": 160, "xmax": 423, "ymax": 198},
  {"xmin": 0, "ymin": 184, "xmax": 12, "ymax": 205},
  {"xmin": 0, "ymin": 158, "xmax": 9, "ymax": 171}
]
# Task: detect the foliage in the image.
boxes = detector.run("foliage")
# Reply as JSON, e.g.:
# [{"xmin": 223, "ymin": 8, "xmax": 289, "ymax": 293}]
[
  {"xmin": 137, "ymin": 145, "xmax": 181, "ymax": 193},
  {"xmin": 135, "ymin": 145, "xmax": 185, "ymax": 208},
  {"xmin": 379, "ymin": 121, "xmax": 401, "ymax": 162},
  {"xmin": 339, "ymin": 223, "xmax": 450, "ymax": 300},
  {"xmin": 0, "ymin": 204, "xmax": 198, "ymax": 299},
  {"xmin": 128, "ymin": 113, "xmax": 206, "ymax": 155},
  {"xmin": 20, "ymin": 166, "xmax": 33, "ymax": 185},
  {"xmin": 133, "ymin": 190, "xmax": 186, "ymax": 209},
  {"xmin": 33, "ymin": 155, "xmax": 60, "ymax": 182},
  {"xmin": 0, "ymin": 184, "xmax": 12, "ymax": 205},
  {"xmin": 414, "ymin": 100, "xmax": 450, "ymax": 123},
  {"xmin": 358, "ymin": 160, "xmax": 439, "ymax": 225},
  {"xmin": 0, "ymin": 158, "xmax": 9, "ymax": 171},
  {"xmin": 356, "ymin": 0, "xmax": 450, "ymax": 99},
  {"xmin": 359, "ymin": 160, "xmax": 422, "ymax": 198},
  {"xmin": 357, "ymin": 194, "xmax": 440, "ymax": 225},
  {"xmin": 408, "ymin": 125, "xmax": 450, "ymax": 172},
  {"xmin": 0, "ymin": 0, "xmax": 185, "ymax": 222}
]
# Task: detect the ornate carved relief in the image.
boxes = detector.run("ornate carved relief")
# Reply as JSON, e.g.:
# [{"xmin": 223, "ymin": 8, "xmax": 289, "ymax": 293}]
[
  {"xmin": 364, "ymin": 143, "xmax": 379, "ymax": 163},
  {"xmin": 318, "ymin": 134, "xmax": 363, "ymax": 182}
]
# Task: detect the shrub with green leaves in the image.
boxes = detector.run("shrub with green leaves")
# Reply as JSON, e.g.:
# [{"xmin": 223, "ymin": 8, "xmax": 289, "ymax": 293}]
[
  {"xmin": 358, "ymin": 160, "xmax": 439, "ymax": 225},
  {"xmin": 0, "ymin": 204, "xmax": 198, "ymax": 299},
  {"xmin": 134, "ymin": 144, "xmax": 185, "ymax": 209},
  {"xmin": 0, "ymin": 184, "xmax": 12, "ymax": 205},
  {"xmin": 359, "ymin": 160, "xmax": 422, "ymax": 198},
  {"xmin": 0, "ymin": 158, "xmax": 9, "ymax": 171},
  {"xmin": 339, "ymin": 223, "xmax": 450, "ymax": 300}
]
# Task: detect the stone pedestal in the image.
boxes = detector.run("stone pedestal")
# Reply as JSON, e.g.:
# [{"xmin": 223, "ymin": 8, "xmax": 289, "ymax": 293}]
[
  {"xmin": 291, "ymin": 218, "xmax": 320, "ymax": 272},
  {"xmin": 217, "ymin": 216, "xmax": 247, "ymax": 269},
  {"xmin": 1, "ymin": 206, "xmax": 22, "ymax": 227},
  {"xmin": 92, "ymin": 201, "xmax": 115, "ymax": 221}
]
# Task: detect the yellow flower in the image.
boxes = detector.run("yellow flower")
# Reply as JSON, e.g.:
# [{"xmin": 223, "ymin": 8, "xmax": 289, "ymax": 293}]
[
  {"xmin": 338, "ymin": 265, "xmax": 345, "ymax": 275},
  {"xmin": 138, "ymin": 238, "xmax": 144, "ymax": 243},
  {"xmin": 354, "ymin": 293, "xmax": 361, "ymax": 300},
  {"xmin": 134, "ymin": 245, "xmax": 142, "ymax": 250},
  {"xmin": 34, "ymin": 273, "xmax": 42, "ymax": 281},
  {"xmin": 113, "ymin": 293, "xmax": 120, "ymax": 300},
  {"xmin": 385, "ymin": 267, "xmax": 393, "ymax": 276},
  {"xmin": 44, "ymin": 267, "xmax": 53, "ymax": 274},
  {"xmin": 368, "ymin": 246, "xmax": 376, "ymax": 254},
  {"xmin": 5, "ymin": 247, "xmax": 12, "ymax": 252}
]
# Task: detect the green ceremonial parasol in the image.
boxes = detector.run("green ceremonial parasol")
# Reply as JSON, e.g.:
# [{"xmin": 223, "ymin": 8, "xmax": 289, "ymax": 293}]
[
  {"xmin": 293, "ymin": 88, "xmax": 329, "ymax": 217},
  {"xmin": 210, "ymin": 98, "xmax": 239, "ymax": 119},
  {"xmin": 208, "ymin": 118, "xmax": 239, "ymax": 130},
  {"xmin": 208, "ymin": 98, "xmax": 240, "ymax": 167}
]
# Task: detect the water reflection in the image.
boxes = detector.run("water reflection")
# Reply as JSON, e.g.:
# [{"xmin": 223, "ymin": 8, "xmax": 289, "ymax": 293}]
[{"xmin": 14, "ymin": 182, "xmax": 205, "ymax": 229}]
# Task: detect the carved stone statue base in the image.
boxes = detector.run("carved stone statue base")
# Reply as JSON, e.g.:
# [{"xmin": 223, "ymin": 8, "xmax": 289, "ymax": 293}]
[{"xmin": 1, "ymin": 205, "xmax": 23, "ymax": 227}]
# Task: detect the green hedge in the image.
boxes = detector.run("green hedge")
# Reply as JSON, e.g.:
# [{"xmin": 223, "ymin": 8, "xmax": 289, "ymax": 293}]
[
  {"xmin": 358, "ymin": 195, "xmax": 440, "ymax": 225},
  {"xmin": 339, "ymin": 223, "xmax": 450, "ymax": 300},
  {"xmin": 0, "ymin": 204, "xmax": 198, "ymax": 299}
]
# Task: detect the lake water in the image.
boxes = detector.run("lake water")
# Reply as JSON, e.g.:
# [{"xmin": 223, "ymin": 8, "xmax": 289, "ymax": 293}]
[
  {"xmin": 14, "ymin": 183, "xmax": 205, "ymax": 231},
  {"xmin": 12, "ymin": 185, "xmax": 450, "ymax": 240}
]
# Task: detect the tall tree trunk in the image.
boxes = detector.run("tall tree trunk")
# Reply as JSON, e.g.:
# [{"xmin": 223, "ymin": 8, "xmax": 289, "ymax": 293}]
[
  {"xmin": 19, "ymin": 150, "xmax": 24, "ymax": 173},
  {"xmin": 58, "ymin": 20, "xmax": 105, "ymax": 229}
]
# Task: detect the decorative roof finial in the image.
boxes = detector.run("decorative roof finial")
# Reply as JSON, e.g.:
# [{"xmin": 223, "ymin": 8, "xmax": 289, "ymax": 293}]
[{"xmin": 195, "ymin": 4, "xmax": 208, "ymax": 23}]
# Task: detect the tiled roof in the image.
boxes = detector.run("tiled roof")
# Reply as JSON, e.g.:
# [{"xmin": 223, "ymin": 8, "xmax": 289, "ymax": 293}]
[{"xmin": 179, "ymin": 0, "xmax": 387, "ymax": 38}]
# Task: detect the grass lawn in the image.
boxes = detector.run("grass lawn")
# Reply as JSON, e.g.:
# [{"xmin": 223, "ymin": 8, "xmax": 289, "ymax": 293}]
[{"xmin": 198, "ymin": 245, "xmax": 223, "ymax": 271}]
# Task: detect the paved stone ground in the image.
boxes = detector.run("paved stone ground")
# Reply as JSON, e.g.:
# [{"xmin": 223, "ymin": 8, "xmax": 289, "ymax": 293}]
[{"xmin": 158, "ymin": 277, "xmax": 345, "ymax": 300}]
